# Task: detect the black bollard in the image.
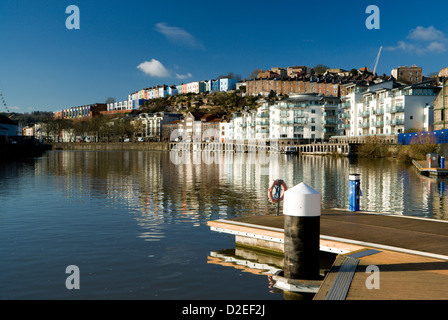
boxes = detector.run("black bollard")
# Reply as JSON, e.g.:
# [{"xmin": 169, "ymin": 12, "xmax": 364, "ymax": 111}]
[{"xmin": 283, "ymin": 182, "xmax": 321, "ymax": 280}]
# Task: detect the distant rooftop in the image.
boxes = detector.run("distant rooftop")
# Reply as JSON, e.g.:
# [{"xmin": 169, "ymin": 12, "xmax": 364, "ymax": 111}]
[{"xmin": 0, "ymin": 115, "xmax": 17, "ymax": 125}]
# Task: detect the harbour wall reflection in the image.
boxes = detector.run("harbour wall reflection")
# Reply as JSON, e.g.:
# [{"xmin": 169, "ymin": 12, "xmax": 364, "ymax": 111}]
[{"xmin": 33, "ymin": 151, "xmax": 448, "ymax": 224}]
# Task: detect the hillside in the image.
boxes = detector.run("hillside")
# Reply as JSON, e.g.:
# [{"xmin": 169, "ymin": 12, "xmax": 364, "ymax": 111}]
[{"xmin": 139, "ymin": 90, "xmax": 261, "ymax": 118}]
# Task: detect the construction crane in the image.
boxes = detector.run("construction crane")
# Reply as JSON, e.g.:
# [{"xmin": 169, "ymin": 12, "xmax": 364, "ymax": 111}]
[{"xmin": 372, "ymin": 46, "xmax": 382, "ymax": 75}]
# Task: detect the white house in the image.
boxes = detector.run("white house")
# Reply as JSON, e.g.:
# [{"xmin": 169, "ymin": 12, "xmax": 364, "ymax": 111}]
[
  {"xmin": 108, "ymin": 100, "xmax": 130, "ymax": 111},
  {"xmin": 138, "ymin": 112, "xmax": 183, "ymax": 141},
  {"xmin": 219, "ymin": 78, "xmax": 237, "ymax": 92}
]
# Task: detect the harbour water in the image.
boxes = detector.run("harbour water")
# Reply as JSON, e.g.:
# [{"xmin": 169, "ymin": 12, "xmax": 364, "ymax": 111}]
[{"xmin": 0, "ymin": 150, "xmax": 447, "ymax": 300}]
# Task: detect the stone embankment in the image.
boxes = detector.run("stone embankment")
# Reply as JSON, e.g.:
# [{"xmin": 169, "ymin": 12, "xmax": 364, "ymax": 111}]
[{"xmin": 51, "ymin": 142, "xmax": 171, "ymax": 151}]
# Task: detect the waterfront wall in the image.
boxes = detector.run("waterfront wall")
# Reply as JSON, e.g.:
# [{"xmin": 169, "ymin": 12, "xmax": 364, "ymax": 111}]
[{"xmin": 51, "ymin": 142, "xmax": 171, "ymax": 151}]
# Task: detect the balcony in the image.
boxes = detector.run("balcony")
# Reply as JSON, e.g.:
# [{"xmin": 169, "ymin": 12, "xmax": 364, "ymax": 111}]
[
  {"xmin": 294, "ymin": 119, "xmax": 308, "ymax": 125},
  {"xmin": 338, "ymin": 124, "xmax": 350, "ymax": 129},
  {"xmin": 375, "ymin": 121, "xmax": 384, "ymax": 127},
  {"xmin": 391, "ymin": 106, "xmax": 405, "ymax": 113},
  {"xmin": 391, "ymin": 119, "xmax": 405, "ymax": 125},
  {"xmin": 361, "ymin": 122, "xmax": 370, "ymax": 128},
  {"xmin": 323, "ymin": 119, "xmax": 338, "ymax": 125},
  {"xmin": 339, "ymin": 113, "xmax": 351, "ymax": 119},
  {"xmin": 339, "ymin": 102, "xmax": 351, "ymax": 109},
  {"xmin": 274, "ymin": 120, "xmax": 293, "ymax": 126}
]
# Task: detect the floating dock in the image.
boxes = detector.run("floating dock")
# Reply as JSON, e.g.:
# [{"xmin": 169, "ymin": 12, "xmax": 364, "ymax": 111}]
[
  {"xmin": 412, "ymin": 159, "xmax": 448, "ymax": 177},
  {"xmin": 207, "ymin": 209, "xmax": 448, "ymax": 300}
]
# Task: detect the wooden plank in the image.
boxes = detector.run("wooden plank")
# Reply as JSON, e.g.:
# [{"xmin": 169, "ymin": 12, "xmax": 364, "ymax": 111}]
[{"xmin": 345, "ymin": 250, "xmax": 448, "ymax": 300}]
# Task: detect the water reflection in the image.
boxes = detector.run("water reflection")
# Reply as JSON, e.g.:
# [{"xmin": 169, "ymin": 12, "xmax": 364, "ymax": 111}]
[
  {"xmin": 1, "ymin": 151, "xmax": 448, "ymax": 299},
  {"xmin": 208, "ymin": 247, "xmax": 337, "ymax": 300},
  {"xmin": 29, "ymin": 151, "xmax": 448, "ymax": 221}
]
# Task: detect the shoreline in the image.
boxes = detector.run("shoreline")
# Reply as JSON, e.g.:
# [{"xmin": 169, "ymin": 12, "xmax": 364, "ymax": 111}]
[{"xmin": 50, "ymin": 142, "xmax": 171, "ymax": 152}]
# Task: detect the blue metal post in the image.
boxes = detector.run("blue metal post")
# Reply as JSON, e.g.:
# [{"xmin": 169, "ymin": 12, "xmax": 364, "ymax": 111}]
[
  {"xmin": 441, "ymin": 156, "xmax": 445, "ymax": 169},
  {"xmin": 349, "ymin": 174, "xmax": 361, "ymax": 212}
]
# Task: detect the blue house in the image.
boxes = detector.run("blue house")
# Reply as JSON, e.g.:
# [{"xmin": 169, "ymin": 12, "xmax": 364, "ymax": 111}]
[{"xmin": 211, "ymin": 79, "xmax": 220, "ymax": 93}]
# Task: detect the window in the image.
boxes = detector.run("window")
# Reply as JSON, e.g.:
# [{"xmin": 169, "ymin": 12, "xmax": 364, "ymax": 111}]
[
  {"xmin": 311, "ymin": 126, "xmax": 315, "ymax": 132},
  {"xmin": 410, "ymin": 116, "xmax": 413, "ymax": 120}
]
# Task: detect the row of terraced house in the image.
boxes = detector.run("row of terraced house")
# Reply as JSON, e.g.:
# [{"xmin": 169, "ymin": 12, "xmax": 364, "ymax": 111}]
[
  {"xmin": 108, "ymin": 78, "xmax": 239, "ymax": 112},
  {"xmin": 53, "ymin": 78, "xmax": 239, "ymax": 120},
  {"xmin": 51, "ymin": 65, "xmax": 448, "ymax": 144}
]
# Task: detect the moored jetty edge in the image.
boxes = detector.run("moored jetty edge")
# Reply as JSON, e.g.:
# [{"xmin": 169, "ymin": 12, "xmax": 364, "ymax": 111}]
[{"xmin": 208, "ymin": 208, "xmax": 448, "ymax": 300}]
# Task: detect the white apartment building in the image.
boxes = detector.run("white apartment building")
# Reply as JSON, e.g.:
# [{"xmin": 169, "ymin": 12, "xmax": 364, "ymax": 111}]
[
  {"xmin": 339, "ymin": 80, "xmax": 439, "ymax": 137},
  {"xmin": 231, "ymin": 110, "xmax": 258, "ymax": 141},
  {"xmin": 225, "ymin": 94, "xmax": 339, "ymax": 142}
]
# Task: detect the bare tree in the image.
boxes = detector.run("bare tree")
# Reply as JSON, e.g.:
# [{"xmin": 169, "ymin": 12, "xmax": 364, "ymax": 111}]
[
  {"xmin": 248, "ymin": 69, "xmax": 262, "ymax": 80},
  {"xmin": 105, "ymin": 97, "xmax": 116, "ymax": 104},
  {"xmin": 313, "ymin": 64, "xmax": 330, "ymax": 74}
]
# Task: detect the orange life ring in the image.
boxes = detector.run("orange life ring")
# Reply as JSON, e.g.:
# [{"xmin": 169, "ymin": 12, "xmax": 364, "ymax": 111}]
[{"xmin": 268, "ymin": 179, "xmax": 287, "ymax": 203}]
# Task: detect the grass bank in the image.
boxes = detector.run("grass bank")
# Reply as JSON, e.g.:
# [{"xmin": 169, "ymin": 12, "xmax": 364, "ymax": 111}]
[{"xmin": 357, "ymin": 138, "xmax": 439, "ymax": 162}]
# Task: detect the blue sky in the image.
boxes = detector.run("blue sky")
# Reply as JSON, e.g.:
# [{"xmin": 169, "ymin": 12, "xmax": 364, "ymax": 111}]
[{"xmin": 0, "ymin": 0, "xmax": 448, "ymax": 113}]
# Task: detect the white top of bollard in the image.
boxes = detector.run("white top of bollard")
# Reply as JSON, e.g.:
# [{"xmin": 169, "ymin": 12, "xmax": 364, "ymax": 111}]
[
  {"xmin": 283, "ymin": 182, "xmax": 321, "ymax": 217},
  {"xmin": 349, "ymin": 174, "xmax": 360, "ymax": 181}
]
